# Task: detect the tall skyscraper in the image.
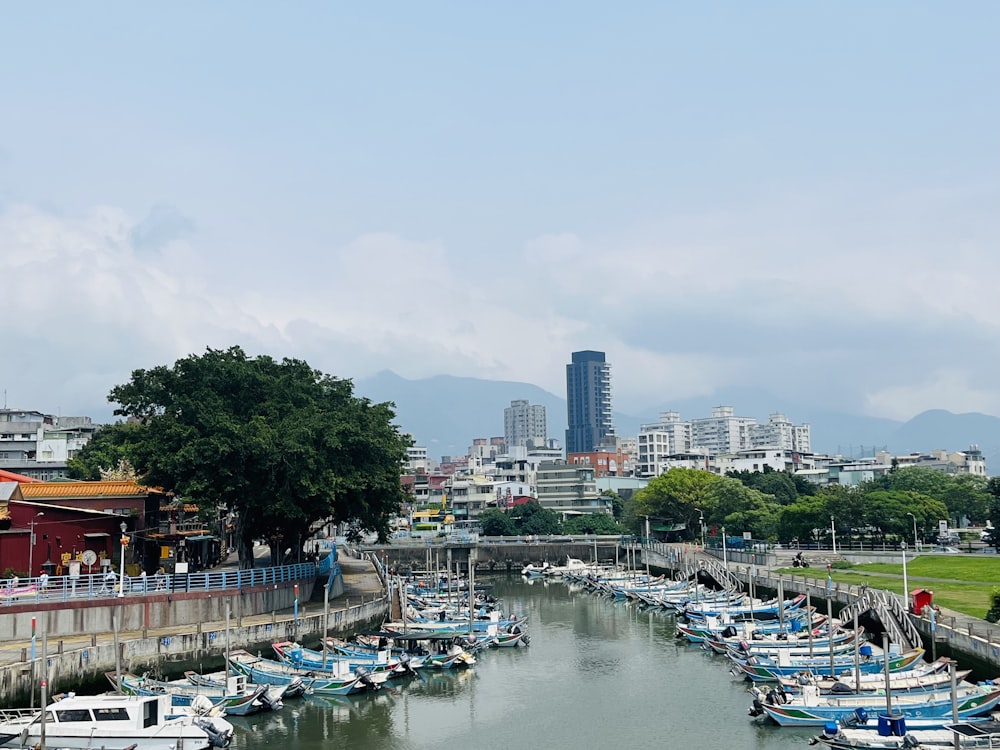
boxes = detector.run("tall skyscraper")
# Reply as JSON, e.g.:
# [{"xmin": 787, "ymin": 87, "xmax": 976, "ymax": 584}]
[
  {"xmin": 565, "ymin": 350, "xmax": 614, "ymax": 454},
  {"xmin": 504, "ymin": 399, "xmax": 547, "ymax": 449}
]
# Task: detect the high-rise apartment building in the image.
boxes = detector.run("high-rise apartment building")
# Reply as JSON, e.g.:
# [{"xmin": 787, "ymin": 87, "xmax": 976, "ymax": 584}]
[
  {"xmin": 565, "ymin": 350, "xmax": 614, "ymax": 455},
  {"xmin": 690, "ymin": 406, "xmax": 756, "ymax": 455},
  {"xmin": 751, "ymin": 413, "xmax": 811, "ymax": 453},
  {"xmin": 503, "ymin": 399, "xmax": 547, "ymax": 449}
]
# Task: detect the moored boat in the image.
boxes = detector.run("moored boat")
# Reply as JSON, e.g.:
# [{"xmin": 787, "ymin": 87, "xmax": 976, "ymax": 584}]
[{"xmin": 0, "ymin": 691, "xmax": 234, "ymax": 750}]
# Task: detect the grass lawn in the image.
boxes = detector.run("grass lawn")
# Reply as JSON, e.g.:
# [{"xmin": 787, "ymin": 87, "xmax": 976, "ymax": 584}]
[{"xmin": 775, "ymin": 555, "xmax": 1000, "ymax": 618}]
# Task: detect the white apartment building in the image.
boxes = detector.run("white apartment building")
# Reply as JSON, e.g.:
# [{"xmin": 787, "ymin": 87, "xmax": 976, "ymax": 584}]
[
  {"xmin": 691, "ymin": 406, "xmax": 757, "ymax": 455},
  {"xmin": 751, "ymin": 413, "xmax": 812, "ymax": 453},
  {"xmin": 0, "ymin": 409, "xmax": 97, "ymax": 479},
  {"xmin": 405, "ymin": 445, "xmax": 429, "ymax": 472},
  {"xmin": 636, "ymin": 407, "xmax": 812, "ymax": 478},
  {"xmin": 873, "ymin": 446, "xmax": 987, "ymax": 477},
  {"xmin": 637, "ymin": 411, "xmax": 692, "ymax": 477},
  {"xmin": 445, "ymin": 474, "xmax": 496, "ymax": 525},
  {"xmin": 466, "ymin": 437, "xmax": 505, "ymax": 474},
  {"xmin": 534, "ymin": 461, "xmax": 610, "ymax": 517},
  {"xmin": 714, "ymin": 448, "xmax": 817, "ymax": 475},
  {"xmin": 503, "ymin": 400, "xmax": 547, "ymax": 449}
]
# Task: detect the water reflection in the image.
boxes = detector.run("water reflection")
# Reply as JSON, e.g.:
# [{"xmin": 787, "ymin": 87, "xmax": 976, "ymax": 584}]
[{"xmin": 231, "ymin": 576, "xmax": 814, "ymax": 750}]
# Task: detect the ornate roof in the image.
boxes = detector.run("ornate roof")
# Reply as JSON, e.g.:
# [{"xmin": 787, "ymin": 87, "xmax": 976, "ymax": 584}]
[{"xmin": 19, "ymin": 481, "xmax": 162, "ymax": 499}]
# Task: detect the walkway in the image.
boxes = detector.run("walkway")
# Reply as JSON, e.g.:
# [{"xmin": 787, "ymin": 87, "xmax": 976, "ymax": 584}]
[
  {"xmin": 0, "ymin": 555, "xmax": 386, "ymax": 668},
  {"xmin": 700, "ymin": 545, "xmax": 1000, "ymax": 666}
]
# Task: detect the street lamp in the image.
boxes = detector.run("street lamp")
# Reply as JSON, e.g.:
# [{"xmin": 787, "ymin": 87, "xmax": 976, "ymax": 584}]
[
  {"xmin": 722, "ymin": 525, "xmax": 728, "ymax": 568},
  {"xmin": 27, "ymin": 512, "xmax": 44, "ymax": 579},
  {"xmin": 901, "ymin": 540, "xmax": 909, "ymax": 608},
  {"xmin": 830, "ymin": 516, "xmax": 837, "ymax": 555},
  {"xmin": 906, "ymin": 512, "xmax": 918, "ymax": 550},
  {"xmin": 694, "ymin": 508, "xmax": 705, "ymax": 548},
  {"xmin": 118, "ymin": 521, "xmax": 128, "ymax": 598}
]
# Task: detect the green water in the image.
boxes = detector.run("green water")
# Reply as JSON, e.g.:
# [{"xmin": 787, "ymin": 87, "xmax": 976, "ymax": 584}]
[{"xmin": 230, "ymin": 576, "xmax": 817, "ymax": 749}]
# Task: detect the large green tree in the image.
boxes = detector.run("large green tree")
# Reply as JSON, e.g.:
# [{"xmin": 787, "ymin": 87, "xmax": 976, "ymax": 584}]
[
  {"xmin": 66, "ymin": 421, "xmax": 145, "ymax": 480},
  {"xmin": 478, "ymin": 509, "xmax": 517, "ymax": 536},
  {"xmin": 508, "ymin": 501, "xmax": 563, "ymax": 536},
  {"xmin": 563, "ymin": 512, "xmax": 622, "ymax": 535},
  {"xmin": 107, "ymin": 346, "xmax": 411, "ymax": 568},
  {"xmin": 709, "ymin": 477, "xmax": 780, "ymax": 540},
  {"xmin": 634, "ymin": 468, "xmax": 724, "ymax": 540}
]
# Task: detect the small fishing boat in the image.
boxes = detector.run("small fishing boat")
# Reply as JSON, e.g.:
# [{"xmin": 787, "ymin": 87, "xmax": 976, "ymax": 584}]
[
  {"xmin": 748, "ymin": 682, "xmax": 1000, "ymax": 727},
  {"xmin": 731, "ymin": 647, "xmax": 926, "ymax": 682},
  {"xmin": 809, "ymin": 717, "xmax": 1000, "ymax": 748},
  {"xmin": 108, "ymin": 671, "xmax": 280, "ymax": 716},
  {"xmin": 779, "ymin": 658, "xmax": 972, "ymax": 695},
  {"xmin": 185, "ymin": 669, "xmax": 308, "ymax": 699},
  {"xmin": 226, "ymin": 650, "xmax": 386, "ymax": 696}
]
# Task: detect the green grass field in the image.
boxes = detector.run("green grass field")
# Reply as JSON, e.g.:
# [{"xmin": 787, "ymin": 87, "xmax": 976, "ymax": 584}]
[{"xmin": 776, "ymin": 555, "xmax": 1000, "ymax": 618}]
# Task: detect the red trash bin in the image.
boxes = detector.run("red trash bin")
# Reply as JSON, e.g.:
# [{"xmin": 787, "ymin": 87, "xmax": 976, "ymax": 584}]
[{"xmin": 910, "ymin": 588, "xmax": 934, "ymax": 615}]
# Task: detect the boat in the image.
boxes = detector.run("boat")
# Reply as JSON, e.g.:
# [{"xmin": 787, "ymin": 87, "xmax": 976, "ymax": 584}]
[
  {"xmin": 185, "ymin": 669, "xmax": 308, "ymax": 699},
  {"xmin": 271, "ymin": 640, "xmax": 408, "ymax": 677},
  {"xmin": 226, "ymin": 649, "xmax": 386, "ymax": 696},
  {"xmin": 779, "ymin": 658, "xmax": 973, "ymax": 695},
  {"xmin": 521, "ymin": 562, "xmax": 550, "ymax": 578},
  {"xmin": 731, "ymin": 647, "xmax": 926, "ymax": 682},
  {"xmin": 108, "ymin": 671, "xmax": 280, "ymax": 716},
  {"xmin": 491, "ymin": 629, "xmax": 530, "ymax": 648},
  {"xmin": 809, "ymin": 717, "xmax": 1000, "ymax": 748},
  {"xmin": 748, "ymin": 682, "xmax": 1000, "ymax": 727},
  {"xmin": 0, "ymin": 691, "xmax": 234, "ymax": 750},
  {"xmin": 540, "ymin": 556, "xmax": 594, "ymax": 578}
]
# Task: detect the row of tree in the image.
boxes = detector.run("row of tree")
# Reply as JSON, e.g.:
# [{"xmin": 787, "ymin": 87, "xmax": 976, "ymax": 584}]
[
  {"xmin": 630, "ymin": 465, "xmax": 999, "ymax": 547},
  {"xmin": 477, "ymin": 503, "xmax": 623, "ymax": 537}
]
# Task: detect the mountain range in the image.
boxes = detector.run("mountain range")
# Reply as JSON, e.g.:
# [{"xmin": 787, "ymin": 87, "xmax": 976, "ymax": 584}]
[{"xmin": 354, "ymin": 370, "xmax": 1000, "ymax": 471}]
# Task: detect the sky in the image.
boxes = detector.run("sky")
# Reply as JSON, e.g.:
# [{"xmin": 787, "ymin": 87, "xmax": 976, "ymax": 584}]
[{"xmin": 2, "ymin": 2, "xmax": 999, "ymax": 424}]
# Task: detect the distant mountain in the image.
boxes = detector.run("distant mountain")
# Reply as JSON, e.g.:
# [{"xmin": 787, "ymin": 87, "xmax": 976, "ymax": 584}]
[
  {"xmin": 355, "ymin": 371, "xmax": 566, "ymax": 457},
  {"xmin": 354, "ymin": 371, "xmax": 1000, "ymax": 470},
  {"xmin": 889, "ymin": 410, "xmax": 1000, "ymax": 466}
]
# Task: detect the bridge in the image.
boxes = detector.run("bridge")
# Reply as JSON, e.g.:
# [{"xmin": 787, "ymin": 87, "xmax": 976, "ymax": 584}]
[{"xmin": 365, "ymin": 535, "xmax": 629, "ymax": 574}]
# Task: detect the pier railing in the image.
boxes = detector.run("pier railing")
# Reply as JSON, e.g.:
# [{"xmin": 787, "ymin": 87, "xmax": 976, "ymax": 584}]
[{"xmin": 0, "ymin": 562, "xmax": 319, "ymax": 605}]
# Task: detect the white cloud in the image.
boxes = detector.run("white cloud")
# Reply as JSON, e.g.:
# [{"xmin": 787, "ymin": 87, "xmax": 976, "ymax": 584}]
[
  {"xmin": 864, "ymin": 370, "xmax": 1000, "ymax": 422},
  {"xmin": 3, "ymin": 184, "xmax": 1000, "ymax": 425}
]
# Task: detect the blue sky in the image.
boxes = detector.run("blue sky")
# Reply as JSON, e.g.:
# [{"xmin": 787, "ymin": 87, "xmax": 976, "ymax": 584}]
[{"xmin": 2, "ymin": 2, "xmax": 999, "ymax": 423}]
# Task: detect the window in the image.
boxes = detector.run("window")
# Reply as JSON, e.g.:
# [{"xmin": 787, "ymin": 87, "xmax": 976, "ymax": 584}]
[
  {"xmin": 56, "ymin": 709, "xmax": 93, "ymax": 722},
  {"xmin": 94, "ymin": 707, "xmax": 130, "ymax": 721}
]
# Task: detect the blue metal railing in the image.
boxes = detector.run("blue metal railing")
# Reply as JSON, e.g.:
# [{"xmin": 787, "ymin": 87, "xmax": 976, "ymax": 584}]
[{"xmin": 0, "ymin": 561, "xmax": 320, "ymax": 605}]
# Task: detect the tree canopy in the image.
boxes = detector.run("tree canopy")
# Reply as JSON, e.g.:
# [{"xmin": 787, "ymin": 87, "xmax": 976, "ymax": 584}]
[
  {"xmin": 67, "ymin": 421, "xmax": 145, "ymax": 480},
  {"xmin": 563, "ymin": 512, "xmax": 622, "ymax": 535},
  {"xmin": 107, "ymin": 346, "xmax": 411, "ymax": 567}
]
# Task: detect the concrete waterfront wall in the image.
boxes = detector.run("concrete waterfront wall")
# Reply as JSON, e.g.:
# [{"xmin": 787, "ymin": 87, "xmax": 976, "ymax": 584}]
[
  {"xmin": 0, "ymin": 592, "xmax": 388, "ymax": 705},
  {"xmin": 0, "ymin": 577, "xmax": 317, "ymax": 641}
]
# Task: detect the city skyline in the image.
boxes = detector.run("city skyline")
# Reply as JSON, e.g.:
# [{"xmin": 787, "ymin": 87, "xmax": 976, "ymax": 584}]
[{"xmin": 3, "ymin": 4, "xmax": 999, "ymax": 424}]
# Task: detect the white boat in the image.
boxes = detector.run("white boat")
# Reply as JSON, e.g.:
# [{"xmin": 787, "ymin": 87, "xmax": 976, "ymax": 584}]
[
  {"xmin": 0, "ymin": 692, "xmax": 234, "ymax": 750},
  {"xmin": 541, "ymin": 557, "xmax": 593, "ymax": 578}
]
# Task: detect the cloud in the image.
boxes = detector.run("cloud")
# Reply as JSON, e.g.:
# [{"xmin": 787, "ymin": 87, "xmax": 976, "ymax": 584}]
[
  {"xmin": 129, "ymin": 205, "xmax": 196, "ymax": 252},
  {"xmin": 865, "ymin": 370, "xmax": 1000, "ymax": 422},
  {"xmin": 3, "ymin": 184, "xmax": 1000, "ymax": 426}
]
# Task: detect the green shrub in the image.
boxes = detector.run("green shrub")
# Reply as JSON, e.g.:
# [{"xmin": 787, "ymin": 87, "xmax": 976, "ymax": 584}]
[
  {"xmin": 986, "ymin": 587, "xmax": 1000, "ymax": 623},
  {"xmin": 830, "ymin": 561, "xmax": 854, "ymax": 570}
]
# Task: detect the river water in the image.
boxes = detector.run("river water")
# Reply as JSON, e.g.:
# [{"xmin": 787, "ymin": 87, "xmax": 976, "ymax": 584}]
[{"xmin": 230, "ymin": 576, "xmax": 817, "ymax": 750}]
